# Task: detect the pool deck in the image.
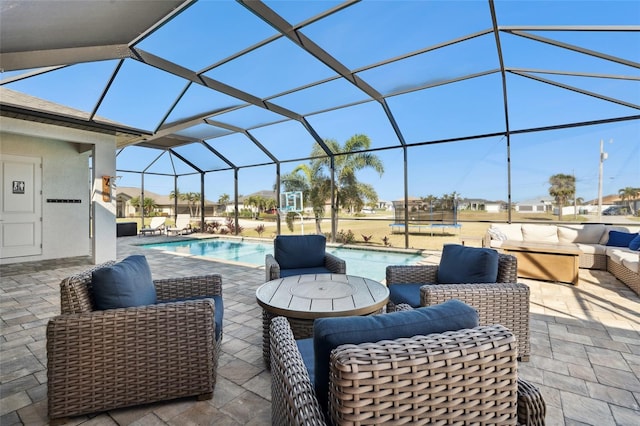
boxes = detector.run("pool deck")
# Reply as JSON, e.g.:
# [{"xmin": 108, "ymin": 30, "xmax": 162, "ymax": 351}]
[{"xmin": 1, "ymin": 234, "xmax": 639, "ymax": 425}]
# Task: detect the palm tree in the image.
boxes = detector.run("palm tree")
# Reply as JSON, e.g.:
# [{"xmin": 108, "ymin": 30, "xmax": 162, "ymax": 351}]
[
  {"xmin": 281, "ymin": 162, "xmax": 329, "ymax": 233},
  {"xmin": 218, "ymin": 193, "xmax": 230, "ymax": 215},
  {"xmin": 130, "ymin": 196, "xmax": 157, "ymax": 216},
  {"xmin": 618, "ymin": 187, "xmax": 640, "ymax": 215},
  {"xmin": 548, "ymin": 173, "xmax": 575, "ymax": 220},
  {"xmin": 283, "ymin": 134, "xmax": 384, "ymax": 234},
  {"xmin": 310, "ymin": 134, "xmax": 384, "ymax": 231}
]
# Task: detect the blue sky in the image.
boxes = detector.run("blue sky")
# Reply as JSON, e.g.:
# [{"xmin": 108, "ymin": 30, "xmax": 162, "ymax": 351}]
[{"xmin": 3, "ymin": 0, "xmax": 639, "ymax": 204}]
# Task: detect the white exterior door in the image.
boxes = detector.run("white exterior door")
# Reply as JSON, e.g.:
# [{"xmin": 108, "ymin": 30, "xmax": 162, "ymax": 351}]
[{"xmin": 1, "ymin": 154, "xmax": 42, "ymax": 259}]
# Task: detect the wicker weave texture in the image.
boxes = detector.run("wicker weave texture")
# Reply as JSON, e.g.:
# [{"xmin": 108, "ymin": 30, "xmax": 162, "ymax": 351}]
[
  {"xmin": 386, "ymin": 254, "xmax": 530, "ymax": 361},
  {"xmin": 578, "ymin": 252, "xmax": 607, "ymax": 270},
  {"xmin": 421, "ymin": 283, "xmax": 531, "ymax": 361},
  {"xmin": 517, "ymin": 377, "xmax": 547, "ymax": 426},
  {"xmin": 270, "ymin": 316, "xmax": 326, "ymax": 426},
  {"xmin": 265, "ymin": 252, "xmax": 347, "ymax": 282},
  {"xmin": 329, "ymin": 325, "xmax": 519, "ymax": 425},
  {"xmin": 48, "ymin": 269, "xmax": 223, "ymax": 421},
  {"xmin": 270, "ymin": 316, "xmax": 547, "ymax": 425},
  {"xmin": 607, "ymin": 259, "xmax": 640, "ymax": 296}
]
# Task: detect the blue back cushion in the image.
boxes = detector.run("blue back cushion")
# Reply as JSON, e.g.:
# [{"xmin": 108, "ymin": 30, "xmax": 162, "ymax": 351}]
[
  {"xmin": 91, "ymin": 255, "xmax": 156, "ymax": 310},
  {"xmin": 629, "ymin": 234, "xmax": 640, "ymax": 251},
  {"xmin": 279, "ymin": 266, "xmax": 333, "ymax": 278},
  {"xmin": 437, "ymin": 244, "xmax": 499, "ymax": 284},
  {"xmin": 274, "ymin": 235, "xmax": 326, "ymax": 269},
  {"xmin": 312, "ymin": 299, "xmax": 479, "ymax": 414},
  {"xmin": 606, "ymin": 230, "xmax": 638, "ymax": 248},
  {"xmin": 388, "ymin": 283, "xmax": 423, "ymax": 307}
]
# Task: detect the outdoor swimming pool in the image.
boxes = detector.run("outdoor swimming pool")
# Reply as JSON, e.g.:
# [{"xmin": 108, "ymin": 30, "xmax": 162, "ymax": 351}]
[{"xmin": 142, "ymin": 238, "xmax": 423, "ymax": 281}]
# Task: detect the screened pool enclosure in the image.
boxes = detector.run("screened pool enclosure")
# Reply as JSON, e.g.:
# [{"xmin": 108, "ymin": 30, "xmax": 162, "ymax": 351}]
[{"xmin": 1, "ymin": 0, "xmax": 638, "ymax": 246}]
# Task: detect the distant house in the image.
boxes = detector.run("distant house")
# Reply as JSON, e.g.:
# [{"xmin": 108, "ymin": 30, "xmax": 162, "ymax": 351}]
[
  {"xmin": 461, "ymin": 198, "xmax": 505, "ymax": 213},
  {"xmin": 515, "ymin": 197, "xmax": 554, "ymax": 214},
  {"xmin": 116, "ymin": 187, "xmax": 218, "ymax": 218}
]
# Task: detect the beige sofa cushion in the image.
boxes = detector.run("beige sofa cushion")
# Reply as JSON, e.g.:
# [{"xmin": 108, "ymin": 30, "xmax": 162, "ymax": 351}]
[
  {"xmin": 575, "ymin": 243, "xmax": 607, "ymax": 255},
  {"xmin": 522, "ymin": 224, "xmax": 559, "ymax": 243},
  {"xmin": 622, "ymin": 257, "xmax": 639, "ymax": 273},
  {"xmin": 489, "ymin": 224, "xmax": 523, "ymax": 241},
  {"xmin": 558, "ymin": 224, "xmax": 606, "ymax": 244}
]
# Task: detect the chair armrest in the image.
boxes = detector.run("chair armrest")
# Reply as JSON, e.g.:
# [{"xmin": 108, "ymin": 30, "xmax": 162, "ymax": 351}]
[
  {"xmin": 386, "ymin": 264, "xmax": 438, "ymax": 284},
  {"xmin": 265, "ymin": 254, "xmax": 280, "ymax": 282},
  {"xmin": 47, "ymin": 300, "xmax": 217, "ymax": 419},
  {"xmin": 420, "ymin": 283, "xmax": 530, "ymax": 360},
  {"xmin": 394, "ymin": 303, "xmax": 414, "ymax": 312},
  {"xmin": 329, "ymin": 325, "xmax": 518, "ymax": 425},
  {"xmin": 517, "ymin": 378, "xmax": 546, "ymax": 426},
  {"xmin": 270, "ymin": 317, "xmax": 326, "ymax": 426},
  {"xmin": 324, "ymin": 253, "xmax": 346, "ymax": 274},
  {"xmin": 154, "ymin": 274, "xmax": 222, "ymax": 301}
]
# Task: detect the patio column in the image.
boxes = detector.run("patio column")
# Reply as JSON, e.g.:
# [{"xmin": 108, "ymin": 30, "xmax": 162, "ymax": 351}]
[{"xmin": 92, "ymin": 139, "xmax": 117, "ymax": 264}]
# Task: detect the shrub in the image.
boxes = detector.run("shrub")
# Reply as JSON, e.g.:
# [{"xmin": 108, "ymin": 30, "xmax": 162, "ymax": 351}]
[
  {"xmin": 225, "ymin": 217, "xmax": 244, "ymax": 234},
  {"xmin": 255, "ymin": 224, "xmax": 265, "ymax": 236},
  {"xmin": 337, "ymin": 229, "xmax": 355, "ymax": 244}
]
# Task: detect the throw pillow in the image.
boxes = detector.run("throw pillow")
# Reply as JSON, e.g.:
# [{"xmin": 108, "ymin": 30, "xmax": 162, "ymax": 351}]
[
  {"xmin": 606, "ymin": 230, "xmax": 637, "ymax": 248},
  {"xmin": 628, "ymin": 234, "xmax": 640, "ymax": 251},
  {"xmin": 91, "ymin": 255, "xmax": 156, "ymax": 310},
  {"xmin": 274, "ymin": 235, "xmax": 326, "ymax": 269},
  {"xmin": 312, "ymin": 299, "xmax": 479, "ymax": 415},
  {"xmin": 437, "ymin": 244, "xmax": 499, "ymax": 284},
  {"xmin": 487, "ymin": 227, "xmax": 508, "ymax": 241}
]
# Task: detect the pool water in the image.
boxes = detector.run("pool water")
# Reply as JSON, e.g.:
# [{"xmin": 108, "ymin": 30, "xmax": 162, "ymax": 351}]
[{"xmin": 142, "ymin": 238, "xmax": 422, "ymax": 281}]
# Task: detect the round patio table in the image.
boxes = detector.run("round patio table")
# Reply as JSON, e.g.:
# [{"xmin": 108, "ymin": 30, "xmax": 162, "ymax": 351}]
[{"xmin": 256, "ymin": 273, "xmax": 389, "ymax": 366}]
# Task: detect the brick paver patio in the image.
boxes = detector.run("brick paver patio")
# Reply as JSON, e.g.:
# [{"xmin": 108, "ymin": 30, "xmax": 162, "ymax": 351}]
[{"xmin": 1, "ymin": 235, "xmax": 639, "ymax": 425}]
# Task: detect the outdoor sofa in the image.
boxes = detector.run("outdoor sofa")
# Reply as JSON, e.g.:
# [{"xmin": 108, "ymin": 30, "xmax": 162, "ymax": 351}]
[{"xmin": 484, "ymin": 223, "xmax": 640, "ymax": 295}]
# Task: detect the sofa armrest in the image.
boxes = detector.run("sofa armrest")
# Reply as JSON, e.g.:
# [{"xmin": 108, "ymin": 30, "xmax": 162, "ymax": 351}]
[
  {"xmin": 270, "ymin": 316, "xmax": 326, "ymax": 426},
  {"xmin": 47, "ymin": 300, "xmax": 216, "ymax": 420},
  {"xmin": 266, "ymin": 253, "xmax": 280, "ymax": 282},
  {"xmin": 420, "ymin": 283, "xmax": 530, "ymax": 361},
  {"xmin": 154, "ymin": 274, "xmax": 222, "ymax": 301},
  {"xmin": 386, "ymin": 264, "xmax": 438, "ymax": 284},
  {"xmin": 324, "ymin": 252, "xmax": 346, "ymax": 274}
]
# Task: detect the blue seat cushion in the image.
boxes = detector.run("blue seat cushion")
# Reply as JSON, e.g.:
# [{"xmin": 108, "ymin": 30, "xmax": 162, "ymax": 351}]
[
  {"xmin": 312, "ymin": 299, "xmax": 479, "ymax": 414},
  {"xmin": 629, "ymin": 234, "xmax": 640, "ymax": 251},
  {"xmin": 388, "ymin": 283, "xmax": 423, "ymax": 307},
  {"xmin": 296, "ymin": 338, "xmax": 315, "ymax": 383},
  {"xmin": 607, "ymin": 230, "xmax": 638, "ymax": 247},
  {"xmin": 280, "ymin": 266, "xmax": 332, "ymax": 278},
  {"xmin": 163, "ymin": 295, "xmax": 224, "ymax": 341},
  {"xmin": 275, "ymin": 235, "xmax": 326, "ymax": 269},
  {"xmin": 91, "ymin": 255, "xmax": 156, "ymax": 310},
  {"xmin": 437, "ymin": 244, "xmax": 499, "ymax": 284}
]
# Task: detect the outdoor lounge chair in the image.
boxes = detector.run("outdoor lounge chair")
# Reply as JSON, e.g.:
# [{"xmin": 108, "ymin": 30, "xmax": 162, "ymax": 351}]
[
  {"xmin": 166, "ymin": 213, "xmax": 192, "ymax": 235},
  {"xmin": 386, "ymin": 244, "xmax": 531, "ymax": 361},
  {"xmin": 265, "ymin": 234, "xmax": 346, "ymax": 282},
  {"xmin": 46, "ymin": 257, "xmax": 223, "ymax": 424},
  {"xmin": 139, "ymin": 216, "xmax": 166, "ymax": 236},
  {"xmin": 270, "ymin": 301, "xmax": 546, "ymax": 425}
]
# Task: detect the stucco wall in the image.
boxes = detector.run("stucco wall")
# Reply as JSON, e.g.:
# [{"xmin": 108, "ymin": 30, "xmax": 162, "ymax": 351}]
[{"xmin": 1, "ymin": 117, "xmax": 116, "ymax": 264}]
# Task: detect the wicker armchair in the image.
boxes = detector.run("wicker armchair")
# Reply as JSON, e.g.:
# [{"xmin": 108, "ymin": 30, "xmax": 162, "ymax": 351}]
[
  {"xmin": 386, "ymin": 252, "xmax": 531, "ymax": 361},
  {"xmin": 270, "ymin": 316, "xmax": 545, "ymax": 426},
  {"xmin": 265, "ymin": 235, "xmax": 346, "ymax": 282},
  {"xmin": 47, "ymin": 262, "xmax": 223, "ymax": 424}
]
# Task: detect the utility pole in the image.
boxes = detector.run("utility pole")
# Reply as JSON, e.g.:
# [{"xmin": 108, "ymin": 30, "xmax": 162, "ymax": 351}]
[{"xmin": 597, "ymin": 139, "xmax": 610, "ymax": 221}]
